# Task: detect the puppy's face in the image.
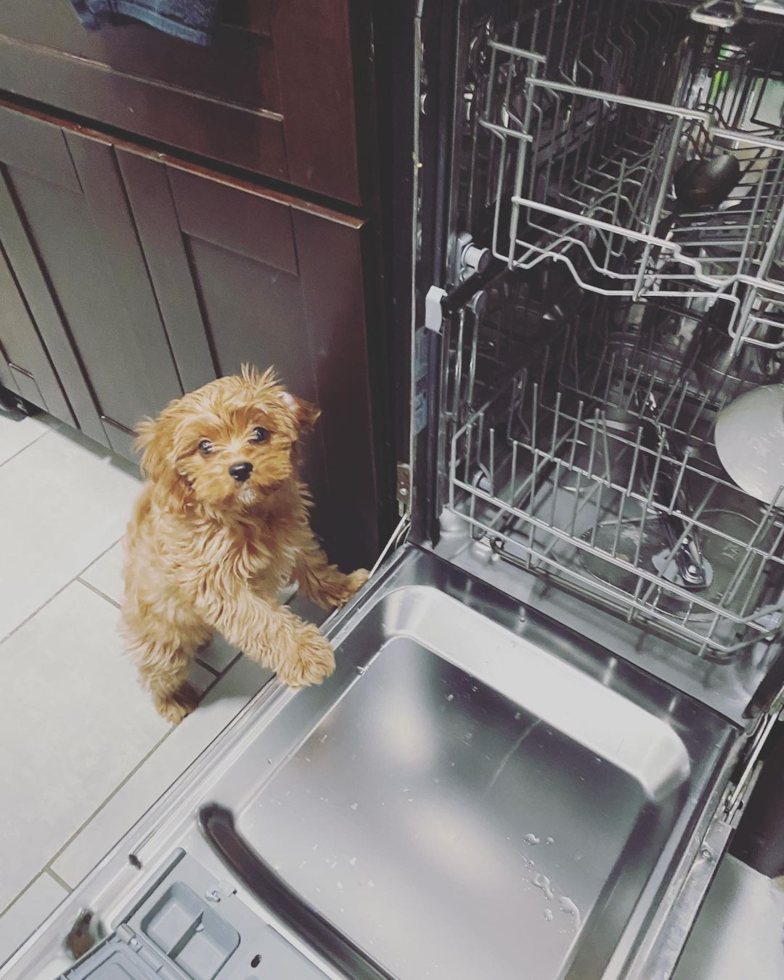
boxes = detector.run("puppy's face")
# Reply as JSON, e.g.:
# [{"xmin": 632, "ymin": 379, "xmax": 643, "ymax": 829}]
[{"xmin": 137, "ymin": 367, "xmax": 319, "ymax": 512}]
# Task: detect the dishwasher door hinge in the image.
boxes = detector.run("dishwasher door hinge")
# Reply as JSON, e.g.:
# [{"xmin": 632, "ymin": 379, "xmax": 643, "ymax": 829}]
[
  {"xmin": 396, "ymin": 462, "xmax": 412, "ymax": 509},
  {"xmin": 721, "ymin": 694, "xmax": 783, "ymax": 824}
]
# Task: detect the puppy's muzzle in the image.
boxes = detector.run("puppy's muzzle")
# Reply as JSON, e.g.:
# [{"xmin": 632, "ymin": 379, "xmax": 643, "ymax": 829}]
[{"xmin": 229, "ymin": 461, "xmax": 253, "ymax": 482}]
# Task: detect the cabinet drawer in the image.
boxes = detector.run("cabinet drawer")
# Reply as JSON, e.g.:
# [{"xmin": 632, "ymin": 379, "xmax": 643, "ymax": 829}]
[{"xmin": 0, "ymin": 0, "xmax": 361, "ymax": 205}]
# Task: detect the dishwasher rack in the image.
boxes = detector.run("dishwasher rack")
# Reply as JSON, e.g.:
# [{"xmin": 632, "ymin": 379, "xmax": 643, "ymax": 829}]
[
  {"xmin": 463, "ymin": 0, "xmax": 784, "ymax": 351},
  {"xmin": 439, "ymin": 0, "xmax": 784, "ymax": 657},
  {"xmin": 447, "ymin": 301, "xmax": 784, "ymax": 656}
]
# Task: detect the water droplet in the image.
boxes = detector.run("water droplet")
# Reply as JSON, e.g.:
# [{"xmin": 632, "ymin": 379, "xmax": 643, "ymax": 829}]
[
  {"xmin": 559, "ymin": 896, "xmax": 582, "ymax": 929},
  {"xmin": 446, "ymin": 693, "xmax": 454, "ymax": 701},
  {"xmin": 319, "ymin": 733, "xmax": 328, "ymax": 743},
  {"xmin": 312, "ymin": 844, "xmax": 318, "ymax": 852},
  {"xmin": 524, "ymin": 833, "xmax": 541, "ymax": 845},
  {"xmin": 465, "ymin": 732, "xmax": 473, "ymax": 740},
  {"xmin": 367, "ymin": 879, "xmax": 375, "ymax": 888},
  {"xmin": 350, "ymin": 803, "xmax": 358, "ymax": 811},
  {"xmin": 357, "ymin": 665, "xmax": 367, "ymax": 675},
  {"xmin": 349, "ymin": 857, "xmax": 357, "ymax": 867},
  {"xmin": 337, "ymin": 881, "xmax": 344, "ymax": 890},
  {"xmin": 514, "ymin": 711, "xmax": 522, "ymax": 720},
  {"xmin": 543, "ymin": 909, "xmax": 554, "ymax": 922},
  {"xmin": 533, "ymin": 873, "xmax": 554, "ymax": 901},
  {"xmin": 546, "ymin": 837, "xmax": 554, "ymax": 845}
]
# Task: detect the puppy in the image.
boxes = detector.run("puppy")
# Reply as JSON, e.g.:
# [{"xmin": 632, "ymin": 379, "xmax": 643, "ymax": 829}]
[{"xmin": 122, "ymin": 366, "xmax": 369, "ymax": 723}]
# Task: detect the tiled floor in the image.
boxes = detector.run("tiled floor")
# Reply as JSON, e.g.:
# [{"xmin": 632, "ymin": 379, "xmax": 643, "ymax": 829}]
[{"xmin": 0, "ymin": 410, "xmax": 322, "ymax": 967}]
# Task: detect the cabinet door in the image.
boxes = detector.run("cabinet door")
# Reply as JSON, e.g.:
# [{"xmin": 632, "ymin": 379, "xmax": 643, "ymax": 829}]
[
  {"xmin": 0, "ymin": 0, "xmax": 361, "ymax": 205},
  {"xmin": 119, "ymin": 150, "xmax": 378, "ymax": 569},
  {"xmin": 0, "ymin": 240, "xmax": 73, "ymax": 422},
  {"xmin": 0, "ymin": 104, "xmax": 185, "ymax": 455}
]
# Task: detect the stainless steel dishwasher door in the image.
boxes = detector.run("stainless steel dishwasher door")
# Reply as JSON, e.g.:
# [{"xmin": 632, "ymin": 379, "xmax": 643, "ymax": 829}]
[{"xmin": 200, "ymin": 552, "xmax": 737, "ymax": 980}]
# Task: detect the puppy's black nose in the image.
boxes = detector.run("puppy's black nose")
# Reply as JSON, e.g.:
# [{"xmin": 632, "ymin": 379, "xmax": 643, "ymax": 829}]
[{"xmin": 229, "ymin": 461, "xmax": 253, "ymax": 482}]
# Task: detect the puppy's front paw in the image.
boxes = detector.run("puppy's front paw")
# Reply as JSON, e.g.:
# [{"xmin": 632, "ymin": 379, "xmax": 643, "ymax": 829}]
[
  {"xmin": 277, "ymin": 627, "xmax": 335, "ymax": 688},
  {"xmin": 329, "ymin": 568, "xmax": 370, "ymax": 608},
  {"xmin": 346, "ymin": 567, "xmax": 370, "ymax": 595},
  {"xmin": 153, "ymin": 682, "xmax": 199, "ymax": 724}
]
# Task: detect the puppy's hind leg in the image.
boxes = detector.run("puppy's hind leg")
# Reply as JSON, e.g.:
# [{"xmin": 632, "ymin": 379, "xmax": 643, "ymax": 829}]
[{"xmin": 123, "ymin": 619, "xmax": 209, "ymax": 724}]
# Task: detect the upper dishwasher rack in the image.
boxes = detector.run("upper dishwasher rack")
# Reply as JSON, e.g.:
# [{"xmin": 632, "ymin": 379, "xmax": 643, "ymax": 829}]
[{"xmin": 467, "ymin": 0, "xmax": 784, "ymax": 351}]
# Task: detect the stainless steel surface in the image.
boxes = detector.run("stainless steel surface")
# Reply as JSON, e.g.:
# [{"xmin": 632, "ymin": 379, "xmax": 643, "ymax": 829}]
[
  {"xmin": 671, "ymin": 854, "xmax": 784, "ymax": 980},
  {"xmin": 0, "ymin": 547, "xmax": 740, "ymax": 980}
]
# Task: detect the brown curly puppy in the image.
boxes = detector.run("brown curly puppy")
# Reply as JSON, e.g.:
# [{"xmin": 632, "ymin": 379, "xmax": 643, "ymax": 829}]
[{"xmin": 122, "ymin": 366, "xmax": 368, "ymax": 723}]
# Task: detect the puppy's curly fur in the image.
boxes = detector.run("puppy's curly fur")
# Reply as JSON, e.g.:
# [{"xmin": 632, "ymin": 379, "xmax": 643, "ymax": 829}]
[{"xmin": 122, "ymin": 366, "xmax": 368, "ymax": 724}]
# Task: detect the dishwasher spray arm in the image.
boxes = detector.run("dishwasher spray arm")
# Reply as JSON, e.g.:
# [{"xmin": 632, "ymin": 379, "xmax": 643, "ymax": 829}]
[{"xmin": 198, "ymin": 804, "xmax": 397, "ymax": 980}]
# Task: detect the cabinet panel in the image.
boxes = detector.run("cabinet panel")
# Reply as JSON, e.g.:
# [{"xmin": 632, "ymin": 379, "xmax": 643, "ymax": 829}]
[
  {"xmin": 0, "ymin": 0, "xmax": 361, "ymax": 204},
  {"xmin": 0, "ymin": 241, "xmax": 74, "ymax": 423},
  {"xmin": 0, "ymin": 104, "xmax": 183, "ymax": 445}
]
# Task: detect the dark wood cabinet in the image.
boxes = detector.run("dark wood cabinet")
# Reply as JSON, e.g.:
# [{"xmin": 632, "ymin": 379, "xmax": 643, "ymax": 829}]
[
  {"xmin": 0, "ymin": 101, "xmax": 379, "ymax": 567},
  {"xmin": 0, "ymin": 240, "xmax": 74, "ymax": 423},
  {"xmin": 0, "ymin": 0, "xmax": 363, "ymax": 205},
  {"xmin": 0, "ymin": 104, "xmax": 183, "ymax": 454}
]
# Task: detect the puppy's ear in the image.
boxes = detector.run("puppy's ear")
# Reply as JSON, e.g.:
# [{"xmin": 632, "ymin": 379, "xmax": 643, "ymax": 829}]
[
  {"xmin": 280, "ymin": 391, "xmax": 320, "ymax": 434},
  {"xmin": 135, "ymin": 412, "xmax": 193, "ymax": 509},
  {"xmin": 135, "ymin": 416, "xmax": 171, "ymax": 481}
]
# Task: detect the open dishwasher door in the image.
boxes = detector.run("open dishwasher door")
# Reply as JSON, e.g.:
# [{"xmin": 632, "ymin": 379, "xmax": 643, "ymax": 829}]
[{"xmin": 1, "ymin": 546, "xmax": 743, "ymax": 980}]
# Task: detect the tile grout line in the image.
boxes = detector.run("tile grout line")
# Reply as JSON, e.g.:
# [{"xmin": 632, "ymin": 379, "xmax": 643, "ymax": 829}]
[
  {"xmin": 42, "ymin": 725, "xmax": 178, "ymax": 889},
  {"xmin": 76, "ymin": 578, "xmax": 122, "ymax": 610},
  {"xmin": 45, "ymin": 869, "xmax": 72, "ymax": 895},
  {"xmin": 0, "ymin": 540, "xmax": 125, "ymax": 648},
  {"xmin": 44, "ymin": 660, "xmax": 236, "ymax": 888},
  {"xmin": 77, "ymin": 535, "xmax": 126, "ymax": 580},
  {"xmin": 0, "ymin": 579, "xmax": 76, "ymax": 648},
  {"xmin": 0, "ymin": 870, "xmax": 51, "ymax": 919},
  {"xmin": 195, "ymin": 659, "xmax": 221, "ymax": 678},
  {"xmin": 0, "ymin": 427, "xmax": 52, "ymax": 471}
]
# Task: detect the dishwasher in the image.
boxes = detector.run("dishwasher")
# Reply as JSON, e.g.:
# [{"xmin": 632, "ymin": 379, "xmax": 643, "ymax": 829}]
[{"xmin": 5, "ymin": 1, "xmax": 784, "ymax": 979}]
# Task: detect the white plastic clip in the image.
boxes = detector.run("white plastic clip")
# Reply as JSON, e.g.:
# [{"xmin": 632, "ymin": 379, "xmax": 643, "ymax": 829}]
[{"xmin": 425, "ymin": 285, "xmax": 446, "ymax": 333}]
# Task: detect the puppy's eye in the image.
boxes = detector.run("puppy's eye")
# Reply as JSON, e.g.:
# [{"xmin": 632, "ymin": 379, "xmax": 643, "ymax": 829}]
[
  {"xmin": 250, "ymin": 426, "xmax": 269, "ymax": 443},
  {"xmin": 198, "ymin": 439, "xmax": 214, "ymax": 456}
]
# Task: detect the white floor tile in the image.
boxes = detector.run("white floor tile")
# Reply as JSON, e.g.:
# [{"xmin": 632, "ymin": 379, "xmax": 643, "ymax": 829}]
[
  {"xmin": 0, "ymin": 413, "xmax": 54, "ymax": 467},
  {"xmin": 51, "ymin": 657, "xmax": 273, "ymax": 888},
  {"xmin": 189, "ymin": 661, "xmax": 217, "ymax": 695},
  {"xmin": 80, "ymin": 541, "xmax": 125, "ymax": 605},
  {"xmin": 674, "ymin": 856, "xmax": 784, "ymax": 980},
  {"xmin": 0, "ymin": 583, "xmax": 170, "ymax": 911},
  {"xmin": 195, "ymin": 633, "xmax": 240, "ymax": 673},
  {"xmin": 0, "ymin": 875, "xmax": 68, "ymax": 969},
  {"xmin": 0, "ymin": 428, "xmax": 140, "ymax": 640}
]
